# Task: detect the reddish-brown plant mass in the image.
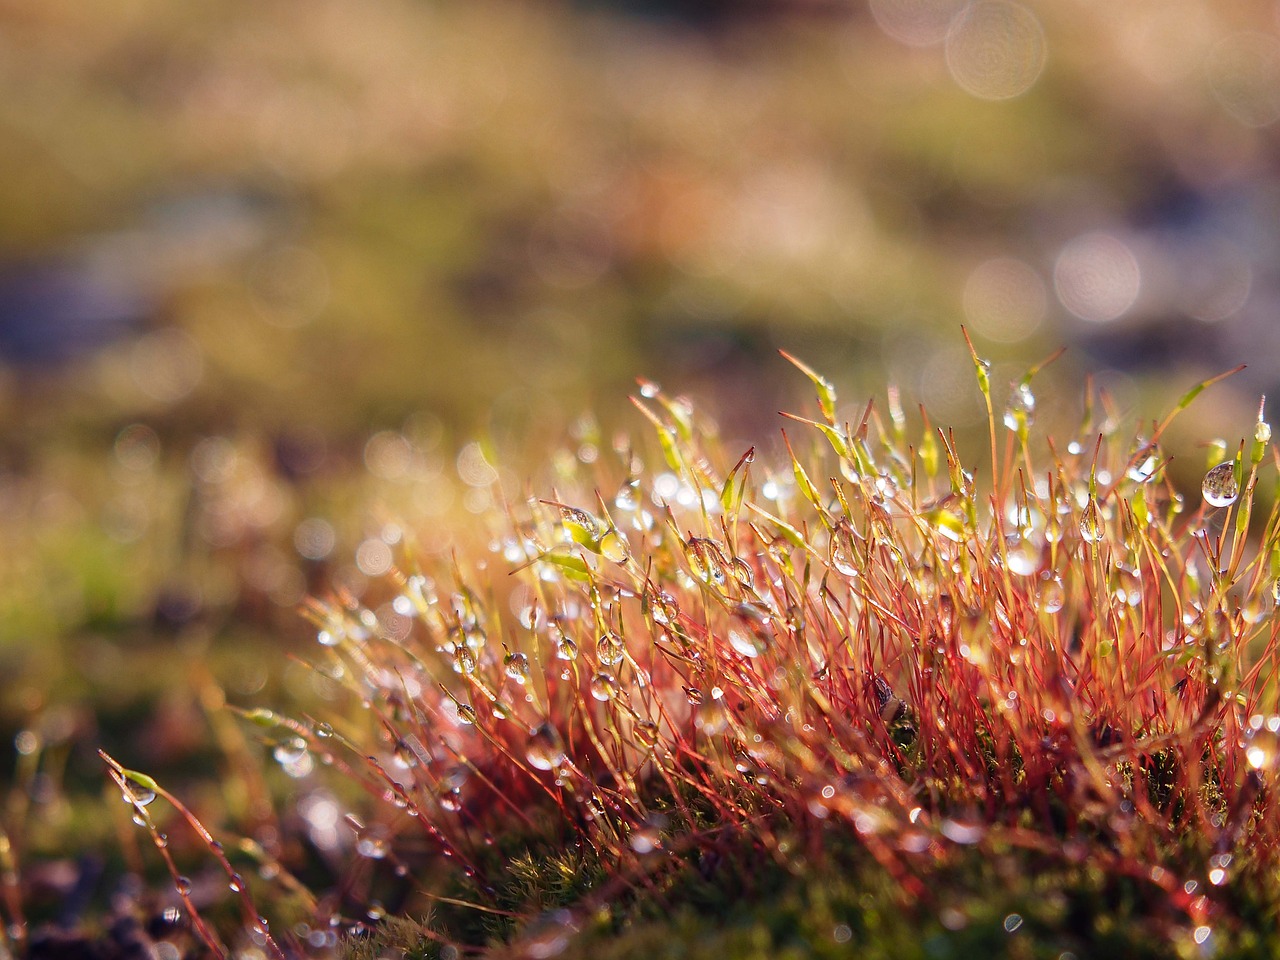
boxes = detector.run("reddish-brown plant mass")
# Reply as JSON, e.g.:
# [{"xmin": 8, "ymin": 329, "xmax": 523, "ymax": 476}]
[{"xmin": 112, "ymin": 344, "xmax": 1280, "ymax": 954}]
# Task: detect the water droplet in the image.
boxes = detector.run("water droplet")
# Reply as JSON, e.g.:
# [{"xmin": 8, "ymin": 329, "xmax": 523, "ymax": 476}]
[
  {"xmin": 596, "ymin": 632, "xmax": 626, "ymax": 667},
  {"xmin": 526, "ymin": 723, "xmax": 567, "ymax": 771},
  {"xmin": 645, "ymin": 586, "xmax": 679, "ymax": 625},
  {"xmin": 634, "ymin": 719, "xmax": 660, "ymax": 749},
  {"xmin": 599, "ymin": 529, "xmax": 629, "ymax": 563},
  {"xmin": 687, "ymin": 537, "xmax": 727, "ymax": 586},
  {"xmin": 590, "ymin": 672, "xmax": 619, "ymax": 701},
  {"xmin": 229, "ymin": 874, "xmax": 244, "ymax": 893},
  {"xmin": 439, "ymin": 788, "xmax": 463, "ymax": 812},
  {"xmin": 695, "ymin": 697, "xmax": 729, "ymax": 735},
  {"xmin": 523, "ymin": 910, "xmax": 574, "ymax": 959},
  {"xmin": 453, "ymin": 646, "xmax": 477, "ymax": 675},
  {"xmin": 729, "ymin": 557, "xmax": 755, "ymax": 588},
  {"xmin": 828, "ymin": 520, "xmax": 859, "ymax": 577},
  {"xmin": 356, "ymin": 824, "xmax": 391, "ymax": 859},
  {"xmin": 559, "ymin": 505, "xmax": 603, "ymax": 544},
  {"xmin": 614, "ymin": 481, "xmax": 640, "ymax": 512},
  {"xmin": 1202, "ymin": 462, "xmax": 1239, "ymax": 508},
  {"xmin": 727, "ymin": 602, "xmax": 772, "ymax": 658},
  {"xmin": 175, "ymin": 876, "xmax": 192, "ymax": 896},
  {"xmin": 273, "ymin": 737, "xmax": 309, "ymax": 766},
  {"xmin": 629, "ymin": 826, "xmax": 662, "ymax": 854},
  {"xmin": 556, "ymin": 636, "xmax": 578, "ymax": 661},
  {"xmin": 1079, "ymin": 500, "xmax": 1103, "ymax": 543},
  {"xmin": 1243, "ymin": 714, "xmax": 1280, "ymax": 771},
  {"xmin": 1003, "ymin": 913, "xmax": 1023, "ymax": 933},
  {"xmin": 122, "ymin": 778, "xmax": 157, "ymax": 808},
  {"xmin": 1126, "ymin": 447, "xmax": 1159, "ymax": 483},
  {"xmin": 504, "ymin": 651, "xmax": 531, "ymax": 684},
  {"xmin": 1002, "ymin": 382, "xmax": 1035, "ymax": 431},
  {"xmin": 456, "ymin": 703, "xmax": 478, "ymax": 725},
  {"xmin": 1005, "ymin": 541, "xmax": 1037, "ymax": 577},
  {"xmin": 1036, "ymin": 576, "xmax": 1065, "ymax": 614},
  {"xmin": 1112, "ymin": 564, "xmax": 1142, "ymax": 607}
]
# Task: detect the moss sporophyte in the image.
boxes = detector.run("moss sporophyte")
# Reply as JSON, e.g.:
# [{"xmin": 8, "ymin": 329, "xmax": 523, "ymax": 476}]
[{"xmin": 105, "ymin": 344, "xmax": 1280, "ymax": 957}]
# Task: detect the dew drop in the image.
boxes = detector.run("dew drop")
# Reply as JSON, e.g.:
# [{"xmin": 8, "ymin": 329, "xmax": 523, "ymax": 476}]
[
  {"xmin": 596, "ymin": 632, "xmax": 626, "ymax": 667},
  {"xmin": 614, "ymin": 481, "xmax": 640, "ymax": 512},
  {"xmin": 1002, "ymin": 382, "xmax": 1035, "ymax": 431},
  {"xmin": 590, "ymin": 672, "xmax": 619, "ymax": 701},
  {"xmin": 728, "ymin": 557, "xmax": 754, "ymax": 588},
  {"xmin": 828, "ymin": 521, "xmax": 859, "ymax": 578},
  {"xmin": 1005, "ymin": 541, "xmax": 1037, "ymax": 577},
  {"xmin": 727, "ymin": 602, "xmax": 773, "ymax": 659},
  {"xmin": 273, "ymin": 737, "xmax": 309, "ymax": 766},
  {"xmin": 122, "ymin": 778, "xmax": 157, "ymax": 808},
  {"xmin": 1126, "ymin": 448, "xmax": 1159, "ymax": 484},
  {"xmin": 634, "ymin": 719, "xmax": 660, "ymax": 749},
  {"xmin": 453, "ymin": 646, "xmax": 477, "ymax": 675},
  {"xmin": 1079, "ymin": 500, "xmax": 1103, "ymax": 543},
  {"xmin": 1202, "ymin": 462, "xmax": 1239, "ymax": 508},
  {"xmin": 559, "ymin": 505, "xmax": 603, "ymax": 544},
  {"xmin": 356, "ymin": 824, "xmax": 391, "ymax": 859},
  {"xmin": 439, "ymin": 789, "xmax": 463, "ymax": 812},
  {"xmin": 695, "ymin": 698, "xmax": 729, "ymax": 735},
  {"xmin": 1243, "ymin": 714, "xmax": 1280, "ymax": 772},
  {"xmin": 645, "ymin": 587, "xmax": 679, "ymax": 625},
  {"xmin": 1112, "ymin": 564, "xmax": 1142, "ymax": 608},
  {"xmin": 629, "ymin": 826, "xmax": 662, "ymax": 854},
  {"xmin": 1036, "ymin": 576, "xmax": 1065, "ymax": 614},
  {"xmin": 526, "ymin": 722, "xmax": 567, "ymax": 771},
  {"xmin": 687, "ymin": 537, "xmax": 727, "ymax": 586},
  {"xmin": 599, "ymin": 529, "xmax": 630, "ymax": 563},
  {"xmin": 175, "ymin": 876, "xmax": 192, "ymax": 896},
  {"xmin": 504, "ymin": 651, "xmax": 531, "ymax": 684},
  {"xmin": 456, "ymin": 703, "xmax": 478, "ymax": 725}
]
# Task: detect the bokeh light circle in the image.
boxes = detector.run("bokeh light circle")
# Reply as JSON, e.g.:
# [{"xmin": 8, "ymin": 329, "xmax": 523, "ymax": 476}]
[
  {"xmin": 1205, "ymin": 32, "xmax": 1280, "ymax": 128},
  {"xmin": 870, "ymin": 0, "xmax": 968, "ymax": 48},
  {"xmin": 962, "ymin": 257, "xmax": 1047, "ymax": 342},
  {"xmin": 945, "ymin": 1, "xmax": 1047, "ymax": 101},
  {"xmin": 1053, "ymin": 232, "xmax": 1141, "ymax": 324}
]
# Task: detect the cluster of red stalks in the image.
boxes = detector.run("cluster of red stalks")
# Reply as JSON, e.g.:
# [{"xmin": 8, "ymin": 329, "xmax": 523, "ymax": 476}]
[{"xmin": 110, "ymin": 339, "xmax": 1280, "ymax": 953}]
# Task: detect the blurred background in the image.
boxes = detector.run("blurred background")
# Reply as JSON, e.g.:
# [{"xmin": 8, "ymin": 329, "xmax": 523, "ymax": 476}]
[{"xmin": 4, "ymin": 0, "xmax": 1280, "ymax": 926}]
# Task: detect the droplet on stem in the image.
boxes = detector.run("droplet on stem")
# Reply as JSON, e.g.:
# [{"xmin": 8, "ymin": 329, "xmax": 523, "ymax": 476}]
[
  {"xmin": 590, "ymin": 673, "xmax": 619, "ymax": 701},
  {"xmin": 828, "ymin": 520, "xmax": 859, "ymax": 578},
  {"xmin": 525, "ymin": 723, "xmax": 567, "ymax": 771},
  {"xmin": 1202, "ymin": 462, "xmax": 1239, "ymax": 508},
  {"xmin": 1002, "ymin": 382, "xmax": 1035, "ymax": 431},
  {"xmin": 1079, "ymin": 499, "xmax": 1103, "ymax": 543},
  {"xmin": 596, "ymin": 632, "xmax": 626, "ymax": 667}
]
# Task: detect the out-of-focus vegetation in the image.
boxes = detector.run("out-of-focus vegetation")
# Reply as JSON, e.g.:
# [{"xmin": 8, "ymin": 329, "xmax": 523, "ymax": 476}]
[{"xmin": 5, "ymin": 0, "xmax": 1280, "ymax": 952}]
